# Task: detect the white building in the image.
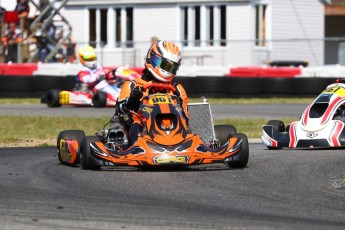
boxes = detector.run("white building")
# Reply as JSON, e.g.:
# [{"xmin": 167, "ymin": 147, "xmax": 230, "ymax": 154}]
[{"xmin": 62, "ymin": 0, "xmax": 326, "ymax": 68}]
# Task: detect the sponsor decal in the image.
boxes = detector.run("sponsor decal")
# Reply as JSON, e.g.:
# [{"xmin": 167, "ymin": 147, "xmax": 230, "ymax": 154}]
[
  {"xmin": 306, "ymin": 132, "xmax": 318, "ymax": 138},
  {"xmin": 59, "ymin": 139, "xmax": 72, "ymax": 162},
  {"xmin": 322, "ymin": 86, "xmax": 345, "ymax": 97},
  {"xmin": 142, "ymin": 107, "xmax": 153, "ymax": 113},
  {"xmin": 153, "ymin": 155, "xmax": 189, "ymax": 164}
]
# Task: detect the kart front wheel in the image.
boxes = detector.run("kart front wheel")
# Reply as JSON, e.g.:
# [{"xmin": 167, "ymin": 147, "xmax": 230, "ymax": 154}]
[
  {"xmin": 227, "ymin": 133, "xmax": 249, "ymax": 168},
  {"xmin": 92, "ymin": 91, "xmax": 107, "ymax": 108},
  {"xmin": 214, "ymin": 125, "xmax": 237, "ymax": 146},
  {"xmin": 45, "ymin": 89, "xmax": 61, "ymax": 107},
  {"xmin": 57, "ymin": 130, "xmax": 85, "ymax": 165},
  {"xmin": 267, "ymin": 120, "xmax": 285, "ymax": 133},
  {"xmin": 80, "ymin": 136, "xmax": 102, "ymax": 170}
]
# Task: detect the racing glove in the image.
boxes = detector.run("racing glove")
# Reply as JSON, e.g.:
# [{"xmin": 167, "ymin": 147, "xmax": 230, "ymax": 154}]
[
  {"xmin": 97, "ymin": 74, "xmax": 106, "ymax": 82},
  {"xmin": 125, "ymin": 87, "xmax": 143, "ymax": 111}
]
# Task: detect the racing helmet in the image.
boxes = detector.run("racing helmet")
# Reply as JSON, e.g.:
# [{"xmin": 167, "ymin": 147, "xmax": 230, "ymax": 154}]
[
  {"xmin": 145, "ymin": 40, "xmax": 181, "ymax": 82},
  {"xmin": 78, "ymin": 45, "xmax": 97, "ymax": 69}
]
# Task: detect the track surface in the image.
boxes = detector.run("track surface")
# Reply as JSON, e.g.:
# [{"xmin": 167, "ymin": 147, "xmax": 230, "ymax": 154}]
[
  {"xmin": 1, "ymin": 146, "xmax": 345, "ymax": 229},
  {"xmin": 1, "ymin": 104, "xmax": 345, "ymax": 229}
]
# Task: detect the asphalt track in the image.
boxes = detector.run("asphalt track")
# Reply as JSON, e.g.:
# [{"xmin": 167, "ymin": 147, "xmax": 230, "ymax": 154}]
[{"xmin": 1, "ymin": 104, "xmax": 345, "ymax": 229}]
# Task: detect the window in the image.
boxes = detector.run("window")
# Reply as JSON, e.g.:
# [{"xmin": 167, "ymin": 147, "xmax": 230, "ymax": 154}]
[
  {"xmin": 180, "ymin": 4, "xmax": 227, "ymax": 47},
  {"xmin": 126, "ymin": 8, "xmax": 133, "ymax": 47},
  {"xmin": 89, "ymin": 7, "xmax": 134, "ymax": 48},
  {"xmin": 255, "ymin": 4, "xmax": 267, "ymax": 47},
  {"xmin": 182, "ymin": 7, "xmax": 188, "ymax": 46},
  {"xmin": 220, "ymin": 5, "xmax": 226, "ymax": 46},
  {"xmin": 116, "ymin": 9, "xmax": 121, "ymax": 47},
  {"xmin": 100, "ymin": 9, "xmax": 107, "ymax": 46},
  {"xmin": 89, "ymin": 9, "xmax": 96, "ymax": 47}
]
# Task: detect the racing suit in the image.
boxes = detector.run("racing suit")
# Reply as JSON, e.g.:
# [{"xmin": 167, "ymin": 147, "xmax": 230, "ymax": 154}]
[
  {"xmin": 77, "ymin": 65, "xmax": 120, "ymax": 96},
  {"xmin": 116, "ymin": 71, "xmax": 189, "ymax": 144}
]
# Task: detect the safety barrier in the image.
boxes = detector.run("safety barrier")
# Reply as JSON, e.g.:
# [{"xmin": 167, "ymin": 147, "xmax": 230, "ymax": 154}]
[
  {"xmin": 0, "ymin": 74, "xmax": 338, "ymax": 98},
  {"xmin": 0, "ymin": 63, "xmax": 341, "ymax": 97}
]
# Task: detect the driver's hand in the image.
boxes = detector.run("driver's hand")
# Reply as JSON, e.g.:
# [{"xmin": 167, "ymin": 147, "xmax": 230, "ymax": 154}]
[
  {"xmin": 129, "ymin": 87, "xmax": 143, "ymax": 101},
  {"xmin": 98, "ymin": 74, "xmax": 106, "ymax": 81}
]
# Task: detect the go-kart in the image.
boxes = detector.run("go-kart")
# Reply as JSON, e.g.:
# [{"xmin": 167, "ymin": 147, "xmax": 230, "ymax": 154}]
[
  {"xmin": 57, "ymin": 83, "xmax": 249, "ymax": 169},
  {"xmin": 41, "ymin": 67, "xmax": 140, "ymax": 108},
  {"xmin": 262, "ymin": 79, "xmax": 345, "ymax": 149}
]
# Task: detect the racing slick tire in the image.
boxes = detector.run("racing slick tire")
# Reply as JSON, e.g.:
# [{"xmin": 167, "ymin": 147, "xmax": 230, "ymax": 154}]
[
  {"xmin": 267, "ymin": 120, "xmax": 285, "ymax": 133},
  {"xmin": 92, "ymin": 91, "xmax": 107, "ymax": 108},
  {"xmin": 57, "ymin": 130, "xmax": 85, "ymax": 165},
  {"xmin": 44, "ymin": 89, "xmax": 61, "ymax": 107},
  {"xmin": 227, "ymin": 133, "xmax": 249, "ymax": 168},
  {"xmin": 214, "ymin": 125, "xmax": 237, "ymax": 146},
  {"xmin": 80, "ymin": 136, "xmax": 102, "ymax": 170}
]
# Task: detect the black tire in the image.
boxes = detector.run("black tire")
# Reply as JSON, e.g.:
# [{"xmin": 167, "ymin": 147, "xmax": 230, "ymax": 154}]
[
  {"xmin": 57, "ymin": 130, "xmax": 85, "ymax": 165},
  {"xmin": 80, "ymin": 136, "xmax": 102, "ymax": 170},
  {"xmin": 227, "ymin": 133, "xmax": 249, "ymax": 168},
  {"xmin": 45, "ymin": 89, "xmax": 61, "ymax": 107},
  {"xmin": 214, "ymin": 125, "xmax": 237, "ymax": 146},
  {"xmin": 266, "ymin": 120, "xmax": 285, "ymax": 133},
  {"xmin": 92, "ymin": 91, "xmax": 107, "ymax": 108}
]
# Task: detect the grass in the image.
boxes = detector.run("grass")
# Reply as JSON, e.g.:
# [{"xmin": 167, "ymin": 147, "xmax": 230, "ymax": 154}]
[
  {"xmin": 214, "ymin": 118, "xmax": 296, "ymax": 138},
  {"xmin": 0, "ymin": 115, "xmax": 297, "ymax": 146},
  {"xmin": 189, "ymin": 97, "xmax": 313, "ymax": 104},
  {"xmin": 0, "ymin": 97, "xmax": 306, "ymax": 146},
  {"xmin": 0, "ymin": 115, "xmax": 109, "ymax": 146},
  {"xmin": 0, "ymin": 98, "xmax": 40, "ymax": 104},
  {"xmin": 0, "ymin": 97, "xmax": 314, "ymax": 105}
]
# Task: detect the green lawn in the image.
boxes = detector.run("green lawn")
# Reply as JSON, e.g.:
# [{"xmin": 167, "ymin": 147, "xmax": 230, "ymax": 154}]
[
  {"xmin": 0, "ymin": 115, "xmax": 296, "ymax": 146},
  {"xmin": 0, "ymin": 97, "xmax": 305, "ymax": 146},
  {"xmin": 0, "ymin": 97, "xmax": 313, "ymax": 105}
]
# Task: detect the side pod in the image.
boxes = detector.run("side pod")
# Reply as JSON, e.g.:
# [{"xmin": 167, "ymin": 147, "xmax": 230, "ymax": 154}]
[{"xmin": 262, "ymin": 125, "xmax": 290, "ymax": 148}]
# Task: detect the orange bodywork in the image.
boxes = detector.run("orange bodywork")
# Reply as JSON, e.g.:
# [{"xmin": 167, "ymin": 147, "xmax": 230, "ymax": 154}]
[
  {"xmin": 60, "ymin": 83, "xmax": 245, "ymax": 167},
  {"xmin": 88, "ymin": 134, "xmax": 242, "ymax": 166}
]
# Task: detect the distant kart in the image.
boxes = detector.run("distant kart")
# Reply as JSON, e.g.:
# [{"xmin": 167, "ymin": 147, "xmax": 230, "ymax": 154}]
[
  {"xmin": 56, "ymin": 83, "xmax": 249, "ymax": 170},
  {"xmin": 41, "ymin": 67, "xmax": 141, "ymax": 108},
  {"xmin": 262, "ymin": 80, "xmax": 345, "ymax": 149}
]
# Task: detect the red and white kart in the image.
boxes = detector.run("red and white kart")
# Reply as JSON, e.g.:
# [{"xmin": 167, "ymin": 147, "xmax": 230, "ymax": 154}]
[
  {"xmin": 262, "ymin": 80, "xmax": 345, "ymax": 149},
  {"xmin": 41, "ymin": 67, "xmax": 141, "ymax": 108}
]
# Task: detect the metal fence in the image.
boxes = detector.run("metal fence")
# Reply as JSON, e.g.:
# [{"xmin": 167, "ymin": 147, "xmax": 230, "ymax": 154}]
[{"xmin": 2, "ymin": 37, "xmax": 345, "ymax": 67}]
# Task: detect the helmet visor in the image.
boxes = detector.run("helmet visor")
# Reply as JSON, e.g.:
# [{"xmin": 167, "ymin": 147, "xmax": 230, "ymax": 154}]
[
  {"xmin": 83, "ymin": 56, "xmax": 96, "ymax": 61},
  {"xmin": 151, "ymin": 54, "xmax": 179, "ymax": 74}
]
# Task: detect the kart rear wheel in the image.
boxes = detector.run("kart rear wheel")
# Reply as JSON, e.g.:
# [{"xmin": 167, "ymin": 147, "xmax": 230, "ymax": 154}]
[
  {"xmin": 80, "ymin": 136, "xmax": 102, "ymax": 170},
  {"xmin": 214, "ymin": 125, "xmax": 237, "ymax": 146},
  {"xmin": 227, "ymin": 133, "xmax": 249, "ymax": 168},
  {"xmin": 45, "ymin": 89, "xmax": 61, "ymax": 107},
  {"xmin": 57, "ymin": 130, "xmax": 85, "ymax": 165},
  {"xmin": 92, "ymin": 91, "xmax": 107, "ymax": 108},
  {"xmin": 266, "ymin": 120, "xmax": 285, "ymax": 133}
]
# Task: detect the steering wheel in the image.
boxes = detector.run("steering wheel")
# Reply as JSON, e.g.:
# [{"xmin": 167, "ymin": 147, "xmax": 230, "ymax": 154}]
[{"xmin": 142, "ymin": 83, "xmax": 176, "ymax": 93}]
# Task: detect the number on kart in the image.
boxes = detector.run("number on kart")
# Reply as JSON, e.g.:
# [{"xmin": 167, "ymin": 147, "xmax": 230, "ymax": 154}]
[
  {"xmin": 322, "ymin": 86, "xmax": 345, "ymax": 96},
  {"xmin": 149, "ymin": 95, "xmax": 172, "ymax": 105}
]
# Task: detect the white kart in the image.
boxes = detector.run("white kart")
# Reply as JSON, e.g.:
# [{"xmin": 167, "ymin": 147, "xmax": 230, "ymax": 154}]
[{"xmin": 262, "ymin": 80, "xmax": 345, "ymax": 149}]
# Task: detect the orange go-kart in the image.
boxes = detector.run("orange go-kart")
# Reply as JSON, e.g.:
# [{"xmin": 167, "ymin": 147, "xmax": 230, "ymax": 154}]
[{"xmin": 57, "ymin": 83, "xmax": 249, "ymax": 170}]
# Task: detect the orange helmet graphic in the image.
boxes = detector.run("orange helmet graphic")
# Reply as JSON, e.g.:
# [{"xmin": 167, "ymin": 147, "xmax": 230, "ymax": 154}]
[
  {"xmin": 145, "ymin": 40, "xmax": 181, "ymax": 82},
  {"xmin": 78, "ymin": 45, "xmax": 97, "ymax": 69}
]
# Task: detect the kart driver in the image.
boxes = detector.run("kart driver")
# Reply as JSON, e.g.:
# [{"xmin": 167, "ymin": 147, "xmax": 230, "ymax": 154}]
[
  {"xmin": 116, "ymin": 40, "xmax": 189, "ymax": 144},
  {"xmin": 77, "ymin": 45, "xmax": 118, "ymax": 93}
]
